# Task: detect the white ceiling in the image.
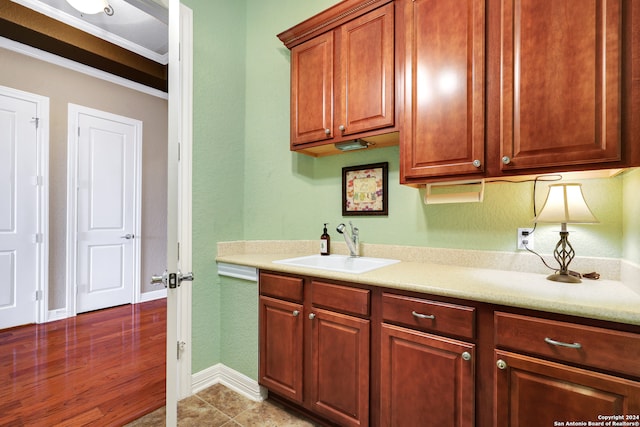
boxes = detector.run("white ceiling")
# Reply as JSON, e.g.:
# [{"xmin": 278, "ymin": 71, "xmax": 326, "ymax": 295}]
[{"xmin": 11, "ymin": 0, "xmax": 168, "ymax": 64}]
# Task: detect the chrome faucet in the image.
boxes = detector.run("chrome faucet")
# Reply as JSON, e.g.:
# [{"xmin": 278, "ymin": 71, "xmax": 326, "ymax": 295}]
[{"xmin": 336, "ymin": 221, "xmax": 359, "ymax": 257}]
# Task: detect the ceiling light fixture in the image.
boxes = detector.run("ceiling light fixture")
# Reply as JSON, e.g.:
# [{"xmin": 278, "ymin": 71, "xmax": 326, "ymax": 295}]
[
  {"xmin": 66, "ymin": 0, "xmax": 114, "ymax": 16},
  {"xmin": 534, "ymin": 183, "xmax": 598, "ymax": 283}
]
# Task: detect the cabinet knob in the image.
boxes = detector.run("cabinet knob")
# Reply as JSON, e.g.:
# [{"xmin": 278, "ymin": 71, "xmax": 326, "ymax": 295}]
[
  {"xmin": 496, "ymin": 359, "xmax": 507, "ymax": 370},
  {"xmin": 292, "ymin": 310, "xmax": 299, "ymax": 317},
  {"xmin": 325, "ymin": 128, "xmax": 331, "ymax": 136},
  {"xmin": 339, "ymin": 125, "xmax": 345, "ymax": 132},
  {"xmin": 472, "ymin": 159, "xmax": 481, "ymax": 168},
  {"xmin": 461, "ymin": 351, "xmax": 471, "ymax": 361},
  {"xmin": 501, "ymin": 156, "xmax": 511, "ymax": 165},
  {"xmin": 308, "ymin": 313, "xmax": 316, "ymax": 320}
]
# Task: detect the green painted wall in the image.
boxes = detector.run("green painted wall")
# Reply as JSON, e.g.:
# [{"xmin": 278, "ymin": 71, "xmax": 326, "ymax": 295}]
[
  {"xmin": 186, "ymin": 0, "xmax": 637, "ymax": 378},
  {"xmin": 184, "ymin": 0, "xmax": 247, "ymax": 372},
  {"xmin": 623, "ymin": 168, "xmax": 640, "ymax": 265}
]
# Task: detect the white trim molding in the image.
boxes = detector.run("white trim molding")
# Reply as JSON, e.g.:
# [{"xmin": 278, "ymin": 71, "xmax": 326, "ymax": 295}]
[
  {"xmin": 217, "ymin": 263, "xmax": 258, "ymax": 282},
  {"xmin": 0, "ymin": 37, "xmax": 168, "ymax": 100},
  {"xmin": 192, "ymin": 364, "xmax": 267, "ymax": 402},
  {"xmin": 11, "ymin": 0, "xmax": 169, "ymax": 64}
]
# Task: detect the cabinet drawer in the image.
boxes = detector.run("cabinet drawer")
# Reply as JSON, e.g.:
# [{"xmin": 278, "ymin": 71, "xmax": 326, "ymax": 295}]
[
  {"xmin": 311, "ymin": 281, "xmax": 370, "ymax": 317},
  {"xmin": 259, "ymin": 272, "xmax": 303, "ymax": 302},
  {"xmin": 382, "ymin": 293, "xmax": 475, "ymax": 339},
  {"xmin": 495, "ymin": 312, "xmax": 640, "ymax": 378}
]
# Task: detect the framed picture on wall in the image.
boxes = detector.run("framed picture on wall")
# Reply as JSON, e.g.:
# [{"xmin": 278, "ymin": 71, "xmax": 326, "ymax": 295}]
[{"xmin": 342, "ymin": 162, "xmax": 388, "ymax": 216}]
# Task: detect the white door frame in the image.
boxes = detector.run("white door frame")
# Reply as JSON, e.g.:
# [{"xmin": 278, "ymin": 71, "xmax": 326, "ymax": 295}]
[
  {"xmin": 65, "ymin": 104, "xmax": 143, "ymax": 316},
  {"xmin": 177, "ymin": 3, "xmax": 194, "ymax": 401},
  {"xmin": 0, "ymin": 85, "xmax": 49, "ymax": 325}
]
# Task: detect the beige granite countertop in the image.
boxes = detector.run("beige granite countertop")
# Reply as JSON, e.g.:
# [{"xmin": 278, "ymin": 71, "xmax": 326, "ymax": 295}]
[{"xmin": 215, "ymin": 241, "xmax": 640, "ymax": 327}]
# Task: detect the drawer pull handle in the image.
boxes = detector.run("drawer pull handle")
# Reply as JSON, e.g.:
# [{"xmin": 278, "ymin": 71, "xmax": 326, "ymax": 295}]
[
  {"xmin": 412, "ymin": 311, "xmax": 435, "ymax": 320},
  {"xmin": 544, "ymin": 337, "xmax": 582, "ymax": 349}
]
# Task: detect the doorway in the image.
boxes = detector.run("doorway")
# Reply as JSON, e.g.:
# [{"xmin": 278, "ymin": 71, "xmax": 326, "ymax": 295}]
[
  {"xmin": 0, "ymin": 85, "xmax": 49, "ymax": 330},
  {"xmin": 66, "ymin": 104, "xmax": 142, "ymax": 314}
]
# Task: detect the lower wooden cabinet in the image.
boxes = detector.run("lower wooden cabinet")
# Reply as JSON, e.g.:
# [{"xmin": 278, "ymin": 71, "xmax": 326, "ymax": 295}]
[
  {"xmin": 380, "ymin": 324, "xmax": 475, "ymax": 426},
  {"xmin": 310, "ymin": 308, "xmax": 370, "ymax": 426},
  {"xmin": 258, "ymin": 271, "xmax": 640, "ymax": 427},
  {"xmin": 259, "ymin": 295, "xmax": 303, "ymax": 403},
  {"xmin": 495, "ymin": 350, "xmax": 640, "ymax": 427},
  {"xmin": 258, "ymin": 272, "xmax": 370, "ymax": 427},
  {"xmin": 494, "ymin": 311, "xmax": 640, "ymax": 427}
]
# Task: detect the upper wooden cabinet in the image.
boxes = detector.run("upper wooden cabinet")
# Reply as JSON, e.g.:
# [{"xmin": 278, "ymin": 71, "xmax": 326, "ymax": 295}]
[
  {"xmin": 278, "ymin": 0, "xmax": 397, "ymax": 156},
  {"xmin": 400, "ymin": 0, "xmax": 640, "ymax": 184},
  {"xmin": 498, "ymin": 0, "xmax": 622, "ymax": 172},
  {"xmin": 400, "ymin": 0, "xmax": 486, "ymax": 183}
]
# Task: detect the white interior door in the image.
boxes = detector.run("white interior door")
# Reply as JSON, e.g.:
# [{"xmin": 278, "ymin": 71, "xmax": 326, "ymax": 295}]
[
  {"xmin": 69, "ymin": 105, "xmax": 141, "ymax": 314},
  {"xmin": 0, "ymin": 88, "xmax": 45, "ymax": 329},
  {"xmin": 163, "ymin": 1, "xmax": 193, "ymax": 425}
]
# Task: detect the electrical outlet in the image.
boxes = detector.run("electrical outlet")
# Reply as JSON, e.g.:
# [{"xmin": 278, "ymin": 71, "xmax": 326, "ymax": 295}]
[{"xmin": 517, "ymin": 228, "xmax": 534, "ymax": 250}]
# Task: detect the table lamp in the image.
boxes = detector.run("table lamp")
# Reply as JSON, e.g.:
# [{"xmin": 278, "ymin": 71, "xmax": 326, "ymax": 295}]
[{"xmin": 534, "ymin": 183, "xmax": 598, "ymax": 283}]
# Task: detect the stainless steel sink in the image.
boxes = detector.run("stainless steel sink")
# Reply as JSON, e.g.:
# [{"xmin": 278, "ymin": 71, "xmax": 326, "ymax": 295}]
[{"xmin": 273, "ymin": 254, "xmax": 400, "ymax": 274}]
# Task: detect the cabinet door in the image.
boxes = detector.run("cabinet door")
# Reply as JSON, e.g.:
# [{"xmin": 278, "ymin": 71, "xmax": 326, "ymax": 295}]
[
  {"xmin": 259, "ymin": 296, "xmax": 304, "ymax": 403},
  {"xmin": 495, "ymin": 350, "xmax": 640, "ymax": 427},
  {"xmin": 336, "ymin": 2, "xmax": 395, "ymax": 137},
  {"xmin": 400, "ymin": 0, "xmax": 485, "ymax": 181},
  {"xmin": 500, "ymin": 0, "xmax": 622, "ymax": 171},
  {"xmin": 290, "ymin": 32, "xmax": 334, "ymax": 146},
  {"xmin": 380, "ymin": 324, "xmax": 475, "ymax": 427},
  {"xmin": 309, "ymin": 308, "xmax": 370, "ymax": 427}
]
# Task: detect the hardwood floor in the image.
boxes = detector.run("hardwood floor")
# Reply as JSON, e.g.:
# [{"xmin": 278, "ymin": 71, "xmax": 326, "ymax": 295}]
[{"xmin": 0, "ymin": 299, "xmax": 166, "ymax": 426}]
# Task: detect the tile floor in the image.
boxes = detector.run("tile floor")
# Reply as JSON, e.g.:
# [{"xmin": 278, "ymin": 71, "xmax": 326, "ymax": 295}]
[{"xmin": 126, "ymin": 383, "xmax": 319, "ymax": 426}]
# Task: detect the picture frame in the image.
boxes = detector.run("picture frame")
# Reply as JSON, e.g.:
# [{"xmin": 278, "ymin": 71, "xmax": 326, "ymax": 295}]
[{"xmin": 342, "ymin": 162, "xmax": 388, "ymax": 216}]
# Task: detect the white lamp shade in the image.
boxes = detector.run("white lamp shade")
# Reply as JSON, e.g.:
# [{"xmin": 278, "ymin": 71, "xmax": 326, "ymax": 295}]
[
  {"xmin": 534, "ymin": 183, "xmax": 599, "ymax": 224},
  {"xmin": 66, "ymin": 0, "xmax": 109, "ymax": 14}
]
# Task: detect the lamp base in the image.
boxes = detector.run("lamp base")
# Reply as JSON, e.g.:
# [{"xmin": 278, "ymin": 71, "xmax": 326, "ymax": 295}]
[{"xmin": 546, "ymin": 272, "xmax": 581, "ymax": 283}]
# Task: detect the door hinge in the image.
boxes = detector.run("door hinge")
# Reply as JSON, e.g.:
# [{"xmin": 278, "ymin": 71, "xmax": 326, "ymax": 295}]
[
  {"xmin": 32, "ymin": 176, "xmax": 43, "ymax": 186},
  {"xmin": 34, "ymin": 290, "xmax": 43, "ymax": 301},
  {"xmin": 31, "ymin": 117, "xmax": 40, "ymax": 128},
  {"xmin": 33, "ymin": 233, "xmax": 43, "ymax": 243},
  {"xmin": 177, "ymin": 242, "xmax": 180, "ymax": 261},
  {"xmin": 178, "ymin": 142, "xmax": 181, "ymax": 162},
  {"xmin": 177, "ymin": 341, "xmax": 185, "ymax": 359}
]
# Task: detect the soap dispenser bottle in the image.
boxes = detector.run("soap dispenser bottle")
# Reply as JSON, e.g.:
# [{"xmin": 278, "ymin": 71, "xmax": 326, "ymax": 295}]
[{"xmin": 320, "ymin": 223, "xmax": 330, "ymax": 256}]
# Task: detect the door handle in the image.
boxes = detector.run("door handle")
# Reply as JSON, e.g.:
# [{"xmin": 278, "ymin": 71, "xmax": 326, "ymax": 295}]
[
  {"xmin": 150, "ymin": 271, "xmax": 167, "ymax": 286},
  {"xmin": 121, "ymin": 233, "xmax": 135, "ymax": 240},
  {"xmin": 151, "ymin": 271, "xmax": 194, "ymax": 288},
  {"xmin": 179, "ymin": 271, "xmax": 194, "ymax": 283}
]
